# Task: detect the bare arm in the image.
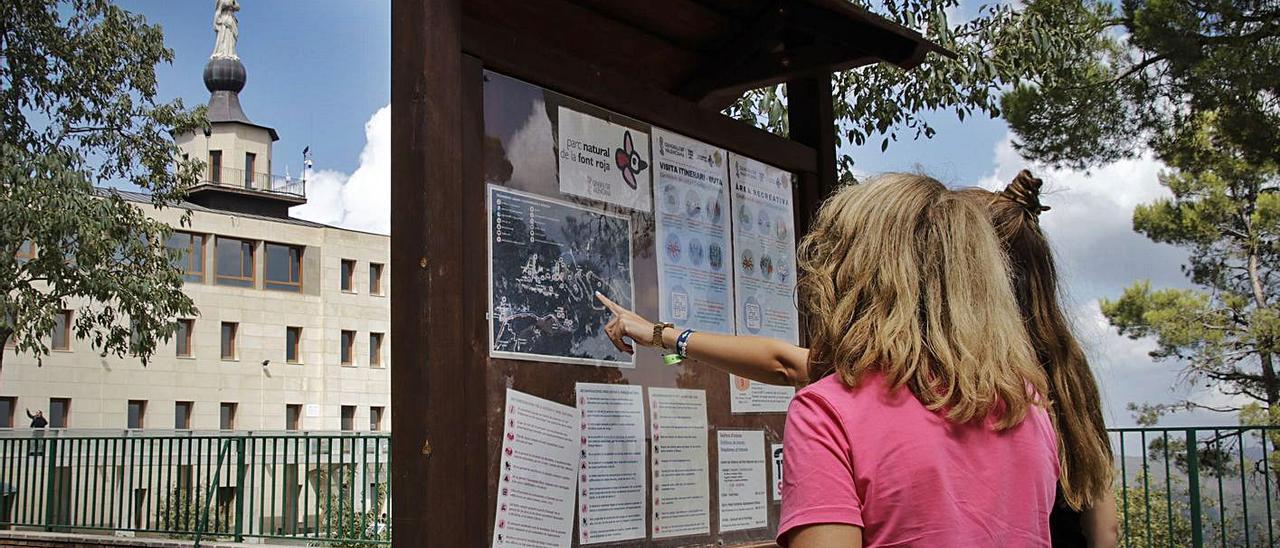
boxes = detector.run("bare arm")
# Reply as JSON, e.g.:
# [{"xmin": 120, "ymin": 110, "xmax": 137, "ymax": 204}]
[
  {"xmin": 596, "ymin": 292, "xmax": 810, "ymax": 387},
  {"xmin": 1082, "ymin": 491, "xmax": 1119, "ymax": 548},
  {"xmin": 786, "ymin": 524, "xmax": 862, "ymax": 548}
]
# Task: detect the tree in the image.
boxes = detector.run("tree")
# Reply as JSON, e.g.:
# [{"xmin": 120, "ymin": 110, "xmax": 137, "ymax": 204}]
[
  {"xmin": 0, "ymin": 0, "xmax": 204, "ymax": 376},
  {"xmin": 728, "ymin": 0, "xmax": 1115, "ymax": 180},
  {"xmin": 1099, "ymin": 113, "xmax": 1280, "ymax": 413}
]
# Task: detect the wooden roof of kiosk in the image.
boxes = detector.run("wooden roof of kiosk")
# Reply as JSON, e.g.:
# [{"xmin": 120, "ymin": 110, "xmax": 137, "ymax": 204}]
[{"xmin": 391, "ymin": 1, "xmax": 947, "ymax": 545}]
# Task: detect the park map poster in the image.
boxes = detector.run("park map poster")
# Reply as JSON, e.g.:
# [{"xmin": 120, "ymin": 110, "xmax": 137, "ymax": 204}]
[{"xmin": 489, "ymin": 185, "xmax": 636, "ymax": 367}]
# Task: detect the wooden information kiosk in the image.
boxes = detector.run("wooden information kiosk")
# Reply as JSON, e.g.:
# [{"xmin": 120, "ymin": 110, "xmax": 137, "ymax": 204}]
[{"xmin": 390, "ymin": 1, "xmax": 945, "ymax": 545}]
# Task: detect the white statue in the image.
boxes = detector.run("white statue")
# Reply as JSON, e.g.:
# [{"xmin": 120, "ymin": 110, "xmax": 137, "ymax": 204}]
[{"xmin": 211, "ymin": 0, "xmax": 240, "ymax": 60}]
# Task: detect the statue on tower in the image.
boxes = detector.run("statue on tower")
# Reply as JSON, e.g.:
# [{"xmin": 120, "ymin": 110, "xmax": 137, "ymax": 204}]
[{"xmin": 211, "ymin": 0, "xmax": 240, "ymax": 60}]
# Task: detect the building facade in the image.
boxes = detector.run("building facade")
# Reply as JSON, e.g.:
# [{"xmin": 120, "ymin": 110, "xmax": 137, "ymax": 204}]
[{"xmin": 1, "ymin": 32, "xmax": 390, "ymax": 435}]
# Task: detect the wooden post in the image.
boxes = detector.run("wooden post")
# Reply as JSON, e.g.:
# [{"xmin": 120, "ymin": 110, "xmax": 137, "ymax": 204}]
[
  {"xmin": 786, "ymin": 73, "xmax": 838, "ymax": 233},
  {"xmin": 391, "ymin": 0, "xmax": 483, "ymax": 545}
]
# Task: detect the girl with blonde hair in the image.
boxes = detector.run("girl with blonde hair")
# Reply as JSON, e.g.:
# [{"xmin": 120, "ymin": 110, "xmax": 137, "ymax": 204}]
[{"xmin": 601, "ymin": 173, "xmax": 1059, "ymax": 546}]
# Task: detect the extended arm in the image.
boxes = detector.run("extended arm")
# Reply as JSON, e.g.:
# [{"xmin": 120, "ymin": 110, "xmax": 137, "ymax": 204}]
[
  {"xmin": 596, "ymin": 292, "xmax": 810, "ymax": 387},
  {"xmin": 25, "ymin": 409, "xmax": 34, "ymax": 419}
]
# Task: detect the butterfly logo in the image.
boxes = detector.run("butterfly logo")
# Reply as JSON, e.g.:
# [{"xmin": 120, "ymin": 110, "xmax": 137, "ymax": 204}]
[{"xmin": 615, "ymin": 130, "xmax": 648, "ymax": 190}]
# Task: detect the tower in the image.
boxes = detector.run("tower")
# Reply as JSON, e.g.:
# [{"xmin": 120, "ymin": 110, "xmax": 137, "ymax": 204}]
[{"xmin": 174, "ymin": 3, "xmax": 305, "ymax": 218}]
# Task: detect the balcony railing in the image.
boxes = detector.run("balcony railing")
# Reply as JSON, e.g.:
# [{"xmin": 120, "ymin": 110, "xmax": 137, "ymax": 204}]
[
  {"xmin": 200, "ymin": 166, "xmax": 306, "ymax": 199},
  {"xmin": 0, "ymin": 430, "xmax": 389, "ymax": 546}
]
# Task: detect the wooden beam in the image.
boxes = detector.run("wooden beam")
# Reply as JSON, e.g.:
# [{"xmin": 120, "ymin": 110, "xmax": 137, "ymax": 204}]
[
  {"xmin": 674, "ymin": 0, "xmax": 787, "ymax": 100},
  {"xmin": 786, "ymin": 73, "xmax": 837, "ymax": 234},
  {"xmin": 462, "ymin": 15, "xmax": 819, "ymax": 176},
  {"xmin": 391, "ymin": 0, "xmax": 480, "ymax": 545}
]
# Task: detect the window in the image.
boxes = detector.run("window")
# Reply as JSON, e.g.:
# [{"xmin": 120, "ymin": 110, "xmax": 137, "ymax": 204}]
[
  {"xmin": 244, "ymin": 152, "xmax": 256, "ymax": 188},
  {"xmin": 215, "ymin": 237, "xmax": 255, "ymax": 287},
  {"xmin": 286, "ymin": 404, "xmax": 301, "ymax": 431},
  {"xmin": 340, "ymin": 259, "xmax": 356, "ymax": 292},
  {"xmin": 165, "ymin": 232, "xmax": 206, "ymax": 283},
  {"xmin": 15, "ymin": 240, "xmax": 35, "ymax": 263},
  {"xmin": 341, "ymin": 406, "xmax": 355, "ymax": 431},
  {"xmin": 265, "ymin": 243, "xmax": 303, "ymax": 292},
  {"xmin": 220, "ymin": 402, "xmax": 237, "ymax": 430},
  {"xmin": 176, "ymin": 319, "xmax": 194, "ymax": 358},
  {"xmin": 369, "ymin": 263, "xmax": 384, "ymax": 295},
  {"xmin": 175, "ymin": 401, "xmax": 192, "ymax": 430},
  {"xmin": 286, "ymin": 326, "xmax": 302, "ymax": 363},
  {"xmin": 127, "ymin": 400, "xmax": 147, "ymax": 429},
  {"xmin": 369, "ymin": 332, "xmax": 383, "ymax": 368},
  {"xmin": 0, "ymin": 397, "xmax": 14, "ymax": 428},
  {"xmin": 220, "ymin": 322, "xmax": 238, "ymax": 360},
  {"xmin": 370, "ymin": 406, "xmax": 383, "ymax": 432},
  {"xmin": 49, "ymin": 398, "xmax": 69, "ymax": 428},
  {"xmin": 340, "ymin": 330, "xmax": 355, "ymax": 365},
  {"xmin": 51, "ymin": 310, "xmax": 72, "ymax": 351},
  {"xmin": 209, "ymin": 150, "xmax": 223, "ymax": 183}
]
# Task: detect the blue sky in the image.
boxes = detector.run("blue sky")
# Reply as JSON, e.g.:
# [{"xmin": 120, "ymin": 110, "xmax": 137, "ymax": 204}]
[
  {"xmin": 120, "ymin": 0, "xmax": 390, "ymax": 176},
  {"xmin": 117, "ymin": 1, "xmax": 1235, "ymax": 426}
]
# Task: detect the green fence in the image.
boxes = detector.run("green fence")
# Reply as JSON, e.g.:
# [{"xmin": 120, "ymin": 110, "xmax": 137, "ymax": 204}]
[{"xmin": 0, "ymin": 430, "xmax": 390, "ymax": 545}]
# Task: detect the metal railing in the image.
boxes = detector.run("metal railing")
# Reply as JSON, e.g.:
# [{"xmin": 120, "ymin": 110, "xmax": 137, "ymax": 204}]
[
  {"xmin": 0, "ymin": 430, "xmax": 389, "ymax": 546},
  {"xmin": 200, "ymin": 166, "xmax": 306, "ymax": 198},
  {"xmin": 1110, "ymin": 425, "xmax": 1280, "ymax": 547}
]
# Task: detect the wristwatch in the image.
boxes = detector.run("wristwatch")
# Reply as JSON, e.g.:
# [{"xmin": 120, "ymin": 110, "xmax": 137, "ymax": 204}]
[{"xmin": 652, "ymin": 322, "xmax": 675, "ymax": 350}]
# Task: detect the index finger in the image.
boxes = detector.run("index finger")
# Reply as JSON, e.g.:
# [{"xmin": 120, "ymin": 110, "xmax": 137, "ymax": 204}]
[{"xmin": 595, "ymin": 291, "xmax": 624, "ymax": 314}]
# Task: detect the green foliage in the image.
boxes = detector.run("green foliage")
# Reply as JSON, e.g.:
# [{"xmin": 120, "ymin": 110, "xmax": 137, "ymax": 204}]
[
  {"xmin": 156, "ymin": 487, "xmax": 230, "ymax": 540},
  {"xmin": 1004, "ymin": 0, "xmax": 1280, "ymax": 168},
  {"xmin": 309, "ymin": 468, "xmax": 389, "ymax": 548},
  {"xmin": 1099, "ymin": 114, "xmax": 1280, "ymax": 408},
  {"xmin": 726, "ymin": 0, "xmax": 1115, "ymax": 179},
  {"xmin": 1116, "ymin": 474, "xmax": 1195, "ymax": 548},
  {"xmin": 0, "ymin": 0, "xmax": 204, "ymax": 374}
]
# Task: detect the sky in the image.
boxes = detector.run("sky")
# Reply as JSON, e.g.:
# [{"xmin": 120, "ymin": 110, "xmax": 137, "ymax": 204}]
[{"xmin": 127, "ymin": 1, "xmax": 1241, "ymax": 427}]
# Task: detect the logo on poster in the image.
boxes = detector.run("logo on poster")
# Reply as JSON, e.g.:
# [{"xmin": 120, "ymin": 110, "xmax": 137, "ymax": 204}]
[{"xmin": 615, "ymin": 130, "xmax": 649, "ymax": 190}]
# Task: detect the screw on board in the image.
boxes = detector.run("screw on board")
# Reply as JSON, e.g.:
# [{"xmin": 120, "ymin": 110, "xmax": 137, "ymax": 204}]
[
  {"xmin": 420, "ymin": 257, "xmax": 428, "ymax": 269},
  {"xmin": 422, "ymin": 439, "xmax": 433, "ymax": 457}
]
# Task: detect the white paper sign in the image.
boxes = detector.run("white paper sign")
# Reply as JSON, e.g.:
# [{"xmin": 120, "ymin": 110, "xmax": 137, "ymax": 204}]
[
  {"xmin": 576, "ymin": 383, "xmax": 647, "ymax": 545},
  {"xmin": 717, "ymin": 430, "xmax": 768, "ymax": 532},
  {"xmin": 729, "ymin": 153, "xmax": 798, "ymax": 413},
  {"xmin": 653, "ymin": 128, "xmax": 734, "ymax": 334},
  {"xmin": 771, "ymin": 443, "xmax": 784, "ymax": 501},
  {"xmin": 492, "ymin": 389, "xmax": 579, "ymax": 548},
  {"xmin": 557, "ymin": 107, "xmax": 652, "ymax": 212},
  {"xmin": 649, "ymin": 387, "xmax": 710, "ymax": 539}
]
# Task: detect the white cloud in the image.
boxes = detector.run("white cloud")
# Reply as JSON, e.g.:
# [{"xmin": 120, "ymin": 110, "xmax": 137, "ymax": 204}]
[
  {"xmin": 977, "ymin": 133, "xmax": 1249, "ymax": 426},
  {"xmin": 291, "ymin": 105, "xmax": 391, "ymax": 234},
  {"xmin": 507, "ymin": 100, "xmax": 556, "ymax": 186}
]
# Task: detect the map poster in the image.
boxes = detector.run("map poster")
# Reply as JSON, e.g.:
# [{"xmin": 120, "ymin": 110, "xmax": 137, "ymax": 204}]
[
  {"xmin": 771, "ymin": 443, "xmax": 784, "ymax": 501},
  {"xmin": 728, "ymin": 153, "xmax": 798, "ymax": 413},
  {"xmin": 491, "ymin": 389, "xmax": 579, "ymax": 548},
  {"xmin": 717, "ymin": 430, "xmax": 769, "ymax": 532},
  {"xmin": 575, "ymin": 383, "xmax": 647, "ymax": 545},
  {"xmin": 557, "ymin": 107, "xmax": 652, "ymax": 212},
  {"xmin": 649, "ymin": 387, "xmax": 711, "ymax": 539},
  {"xmin": 489, "ymin": 185, "xmax": 636, "ymax": 367},
  {"xmin": 652, "ymin": 128, "xmax": 734, "ymax": 333}
]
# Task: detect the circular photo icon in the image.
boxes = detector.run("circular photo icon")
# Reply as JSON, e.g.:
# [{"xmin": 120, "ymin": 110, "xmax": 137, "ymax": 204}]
[
  {"xmin": 734, "ymin": 376, "xmax": 751, "ymax": 392},
  {"xmin": 665, "ymin": 233, "xmax": 682, "ymax": 264},
  {"xmin": 740, "ymin": 248, "xmax": 755, "ymax": 275},
  {"xmin": 687, "ymin": 238, "xmax": 705, "ymax": 267},
  {"xmin": 776, "ymin": 219, "xmax": 790, "ymax": 241},
  {"xmin": 708, "ymin": 242, "xmax": 724, "ymax": 271},
  {"xmin": 707, "ymin": 195, "xmax": 723, "ymax": 225},
  {"xmin": 737, "ymin": 204, "xmax": 753, "ymax": 233},
  {"xmin": 684, "ymin": 190, "xmax": 703, "ymax": 220},
  {"xmin": 759, "ymin": 254, "xmax": 774, "ymax": 280},
  {"xmin": 756, "ymin": 208, "xmax": 772, "ymax": 236},
  {"xmin": 777, "ymin": 256, "xmax": 792, "ymax": 283},
  {"xmin": 662, "ymin": 184, "xmax": 679, "ymax": 214}
]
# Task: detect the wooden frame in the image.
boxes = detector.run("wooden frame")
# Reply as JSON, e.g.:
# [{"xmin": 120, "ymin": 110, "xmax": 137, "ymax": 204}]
[
  {"xmin": 341, "ymin": 405, "xmax": 357, "ymax": 431},
  {"xmin": 209, "ymin": 150, "xmax": 223, "ymax": 184},
  {"xmin": 215, "ymin": 236, "xmax": 256, "ymax": 287},
  {"xmin": 168, "ymin": 232, "xmax": 207, "ymax": 283},
  {"xmin": 369, "ymin": 262, "xmax": 385, "ymax": 295},
  {"xmin": 341, "ymin": 259, "xmax": 357, "ymax": 293},
  {"xmin": 49, "ymin": 397, "xmax": 70, "ymax": 428},
  {"xmin": 340, "ymin": 329, "xmax": 356, "ymax": 365},
  {"xmin": 174, "ymin": 401, "xmax": 193, "ymax": 430},
  {"xmin": 244, "ymin": 152, "xmax": 257, "ymax": 188},
  {"xmin": 370, "ymin": 405, "xmax": 384, "ymax": 431},
  {"xmin": 220, "ymin": 321, "xmax": 238, "ymax": 360},
  {"xmin": 220, "ymin": 402, "xmax": 237, "ymax": 430},
  {"xmin": 264, "ymin": 242, "xmax": 304, "ymax": 292},
  {"xmin": 286, "ymin": 403, "xmax": 302, "ymax": 431},
  {"xmin": 369, "ymin": 332, "xmax": 384, "ymax": 367},
  {"xmin": 286, "ymin": 326, "xmax": 302, "ymax": 364},
  {"xmin": 127, "ymin": 399, "xmax": 147, "ymax": 429},
  {"xmin": 176, "ymin": 319, "xmax": 194, "ymax": 358},
  {"xmin": 51, "ymin": 309, "xmax": 72, "ymax": 351},
  {"xmin": 0, "ymin": 397, "xmax": 15, "ymax": 428}
]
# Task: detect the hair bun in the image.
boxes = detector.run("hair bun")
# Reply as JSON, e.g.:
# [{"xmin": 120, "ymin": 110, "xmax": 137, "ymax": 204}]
[{"xmin": 1002, "ymin": 169, "xmax": 1050, "ymax": 218}]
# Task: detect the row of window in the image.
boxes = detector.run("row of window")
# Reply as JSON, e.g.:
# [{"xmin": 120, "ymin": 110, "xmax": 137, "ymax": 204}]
[
  {"xmin": 42, "ymin": 311, "xmax": 384, "ymax": 367},
  {"xmin": 0, "ymin": 397, "xmax": 383, "ymax": 432}
]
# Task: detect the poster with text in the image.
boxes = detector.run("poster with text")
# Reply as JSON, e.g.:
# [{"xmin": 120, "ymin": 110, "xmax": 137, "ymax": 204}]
[
  {"xmin": 717, "ymin": 430, "xmax": 768, "ymax": 533},
  {"xmin": 653, "ymin": 128, "xmax": 734, "ymax": 333},
  {"xmin": 491, "ymin": 389, "xmax": 579, "ymax": 548},
  {"xmin": 649, "ymin": 387, "xmax": 710, "ymax": 539},
  {"xmin": 771, "ymin": 443, "xmax": 784, "ymax": 501},
  {"xmin": 576, "ymin": 383, "xmax": 647, "ymax": 545},
  {"xmin": 729, "ymin": 154, "xmax": 798, "ymax": 412},
  {"xmin": 489, "ymin": 185, "xmax": 635, "ymax": 367},
  {"xmin": 557, "ymin": 107, "xmax": 652, "ymax": 212}
]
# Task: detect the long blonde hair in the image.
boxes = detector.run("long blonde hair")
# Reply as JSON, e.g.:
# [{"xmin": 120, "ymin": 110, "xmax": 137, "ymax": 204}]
[
  {"xmin": 957, "ymin": 171, "xmax": 1113, "ymax": 510},
  {"xmin": 798, "ymin": 173, "xmax": 1048, "ymax": 429}
]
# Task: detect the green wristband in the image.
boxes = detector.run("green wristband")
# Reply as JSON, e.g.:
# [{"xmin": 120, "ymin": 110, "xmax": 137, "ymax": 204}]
[{"xmin": 662, "ymin": 353, "xmax": 683, "ymax": 366}]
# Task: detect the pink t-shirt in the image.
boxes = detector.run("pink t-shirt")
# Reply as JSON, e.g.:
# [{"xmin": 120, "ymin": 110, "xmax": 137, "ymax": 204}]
[{"xmin": 778, "ymin": 372, "xmax": 1058, "ymax": 547}]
